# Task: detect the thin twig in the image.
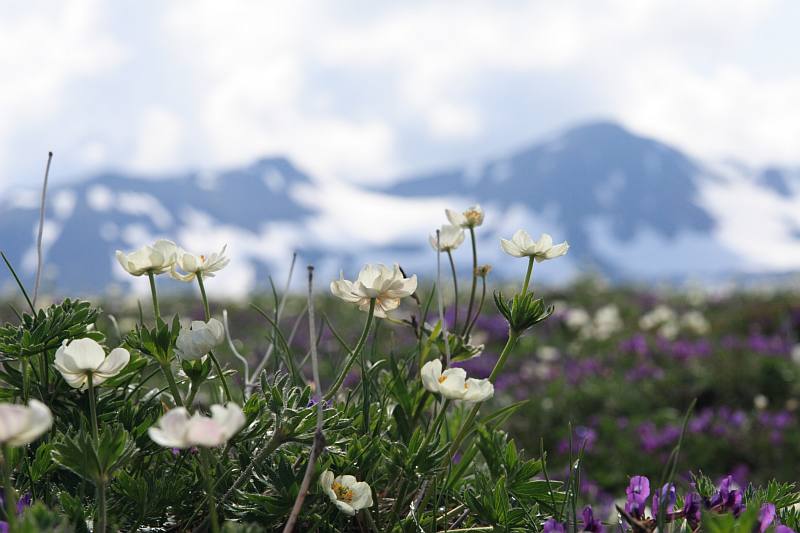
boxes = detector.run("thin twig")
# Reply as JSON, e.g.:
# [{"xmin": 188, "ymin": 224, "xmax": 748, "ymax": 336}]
[
  {"xmin": 33, "ymin": 151, "xmax": 53, "ymax": 308},
  {"xmin": 248, "ymin": 252, "xmax": 297, "ymax": 390},
  {"xmin": 223, "ymin": 309, "xmax": 250, "ymax": 386},
  {"xmin": 283, "ymin": 266, "xmax": 326, "ymax": 532}
]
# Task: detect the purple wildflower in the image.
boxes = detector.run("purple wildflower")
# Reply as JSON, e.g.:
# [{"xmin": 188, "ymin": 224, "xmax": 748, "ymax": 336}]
[
  {"xmin": 582, "ymin": 506, "xmax": 604, "ymax": 533},
  {"xmin": 625, "ymin": 476, "xmax": 650, "ymax": 519},
  {"xmin": 776, "ymin": 526, "xmax": 797, "ymax": 533},
  {"xmin": 682, "ymin": 491, "xmax": 702, "ymax": 529},
  {"xmin": 709, "ymin": 476, "xmax": 743, "ymax": 516},
  {"xmin": 652, "ymin": 483, "xmax": 677, "ymax": 518},
  {"xmin": 758, "ymin": 503, "xmax": 776, "ymax": 533},
  {"xmin": 543, "ymin": 518, "xmax": 566, "ymax": 533}
]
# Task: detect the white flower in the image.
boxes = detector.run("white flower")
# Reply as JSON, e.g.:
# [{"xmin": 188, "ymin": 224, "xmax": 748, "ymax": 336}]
[
  {"xmin": 420, "ymin": 359, "xmax": 494, "ymax": 402},
  {"xmin": 148, "ymin": 404, "xmax": 246, "ymax": 449},
  {"xmin": 54, "ymin": 338, "xmax": 130, "ymax": 390},
  {"xmin": 429, "ymin": 224, "xmax": 465, "ymax": 252},
  {"xmin": 330, "ymin": 264, "xmax": 417, "ymax": 318},
  {"xmin": 0, "ymin": 399, "xmax": 53, "ymax": 446},
  {"xmin": 681, "ymin": 311, "xmax": 710, "ymax": 335},
  {"xmin": 500, "ymin": 230, "xmax": 569, "ymax": 261},
  {"xmin": 175, "ymin": 318, "xmax": 225, "ymax": 361},
  {"xmin": 115, "ymin": 239, "xmax": 179, "ymax": 276},
  {"xmin": 320, "ymin": 470, "xmax": 374, "ymax": 516},
  {"xmin": 170, "ymin": 245, "xmax": 230, "ymax": 282},
  {"xmin": 446, "ymin": 205, "xmax": 484, "ymax": 228}
]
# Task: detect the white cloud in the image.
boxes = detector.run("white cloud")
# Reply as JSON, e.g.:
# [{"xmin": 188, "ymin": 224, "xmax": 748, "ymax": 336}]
[
  {"xmin": 129, "ymin": 108, "xmax": 185, "ymax": 172},
  {"xmin": 1, "ymin": 0, "xmax": 799, "ymax": 190}
]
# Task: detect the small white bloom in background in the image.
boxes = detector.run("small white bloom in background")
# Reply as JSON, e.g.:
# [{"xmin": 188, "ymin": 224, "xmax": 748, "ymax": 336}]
[
  {"xmin": 590, "ymin": 304, "xmax": 623, "ymax": 341},
  {"xmin": 564, "ymin": 308, "xmax": 591, "ymax": 330},
  {"xmin": 421, "ymin": 359, "xmax": 494, "ymax": 402},
  {"xmin": 639, "ymin": 305, "xmax": 676, "ymax": 331},
  {"xmin": 170, "ymin": 245, "xmax": 230, "ymax": 282},
  {"xmin": 175, "ymin": 318, "xmax": 225, "ymax": 360},
  {"xmin": 791, "ymin": 344, "xmax": 800, "ymax": 365},
  {"xmin": 500, "ymin": 230, "xmax": 569, "ymax": 261},
  {"xmin": 681, "ymin": 310, "xmax": 710, "ymax": 335},
  {"xmin": 320, "ymin": 470, "xmax": 374, "ymax": 516},
  {"xmin": 536, "ymin": 346, "xmax": 560, "ymax": 362},
  {"xmin": 446, "ymin": 205, "xmax": 484, "ymax": 228},
  {"xmin": 330, "ymin": 264, "xmax": 417, "ymax": 318},
  {"xmin": 115, "ymin": 239, "xmax": 179, "ymax": 276},
  {"xmin": 429, "ymin": 224, "xmax": 465, "ymax": 252},
  {"xmin": 148, "ymin": 404, "xmax": 246, "ymax": 448},
  {"xmin": 754, "ymin": 394, "xmax": 769, "ymax": 410},
  {"xmin": 0, "ymin": 399, "xmax": 53, "ymax": 446},
  {"xmin": 54, "ymin": 338, "xmax": 130, "ymax": 389}
]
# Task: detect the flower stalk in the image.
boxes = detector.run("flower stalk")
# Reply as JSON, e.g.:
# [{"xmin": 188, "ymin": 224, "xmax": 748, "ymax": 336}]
[
  {"xmin": 324, "ymin": 298, "xmax": 376, "ymax": 401},
  {"xmin": 196, "ymin": 273, "xmax": 232, "ymax": 402},
  {"xmin": 87, "ymin": 373, "xmax": 107, "ymax": 533},
  {"xmin": 463, "ymin": 226, "xmax": 478, "ymax": 334},
  {"xmin": 147, "ymin": 271, "xmax": 160, "ymax": 321},
  {"xmin": 200, "ymin": 449, "xmax": 220, "ymax": 533}
]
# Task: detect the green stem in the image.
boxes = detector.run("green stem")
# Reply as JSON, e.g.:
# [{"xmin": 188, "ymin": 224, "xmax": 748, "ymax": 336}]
[
  {"xmin": 197, "ymin": 274, "xmax": 232, "ymax": 403},
  {"xmin": 87, "ymin": 373, "xmax": 99, "ymax": 443},
  {"xmin": 464, "ymin": 275, "xmax": 487, "ymax": 338},
  {"xmin": 201, "ymin": 449, "xmax": 220, "ymax": 533},
  {"xmin": 446, "ymin": 250, "xmax": 459, "ymax": 332},
  {"xmin": 446, "ymin": 332, "xmax": 519, "ymax": 461},
  {"xmin": 160, "ymin": 363, "xmax": 184, "ymax": 407},
  {"xmin": 197, "ymin": 273, "xmax": 211, "ymax": 319},
  {"xmin": 521, "ymin": 257, "xmax": 534, "ymax": 295},
  {"xmin": 2, "ymin": 444, "xmax": 16, "ymax": 532},
  {"xmin": 20, "ymin": 358, "xmax": 28, "ymax": 404},
  {"xmin": 147, "ymin": 271, "xmax": 160, "ymax": 321},
  {"xmin": 462, "ymin": 227, "xmax": 478, "ymax": 335},
  {"xmin": 87, "ymin": 374, "xmax": 106, "ymax": 533},
  {"xmin": 324, "ymin": 299, "xmax": 376, "ymax": 401}
]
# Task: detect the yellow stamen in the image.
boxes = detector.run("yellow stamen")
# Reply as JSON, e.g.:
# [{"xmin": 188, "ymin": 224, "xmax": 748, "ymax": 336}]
[
  {"xmin": 438, "ymin": 375, "xmax": 447, "ymax": 383},
  {"xmin": 332, "ymin": 482, "xmax": 353, "ymax": 502}
]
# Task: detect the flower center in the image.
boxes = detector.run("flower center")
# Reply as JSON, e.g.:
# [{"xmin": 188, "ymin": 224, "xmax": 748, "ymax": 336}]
[
  {"xmin": 332, "ymin": 482, "xmax": 353, "ymax": 502},
  {"xmin": 438, "ymin": 375, "xmax": 447, "ymax": 383}
]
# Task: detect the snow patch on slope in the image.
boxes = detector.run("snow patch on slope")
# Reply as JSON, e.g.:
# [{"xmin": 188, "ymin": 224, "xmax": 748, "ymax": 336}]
[{"xmin": 699, "ymin": 164, "xmax": 800, "ymax": 271}]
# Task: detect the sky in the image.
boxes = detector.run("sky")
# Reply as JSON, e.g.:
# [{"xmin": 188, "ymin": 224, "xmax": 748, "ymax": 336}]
[{"xmin": 2, "ymin": 0, "xmax": 800, "ymax": 191}]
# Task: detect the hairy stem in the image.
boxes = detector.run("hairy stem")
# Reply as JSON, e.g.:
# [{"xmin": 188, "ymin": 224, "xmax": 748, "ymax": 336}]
[
  {"xmin": 200, "ymin": 449, "xmax": 220, "ymax": 533},
  {"xmin": 521, "ymin": 256, "xmax": 534, "ymax": 295},
  {"xmin": 87, "ymin": 374, "xmax": 106, "ymax": 533},
  {"xmin": 147, "ymin": 271, "xmax": 160, "ymax": 321}
]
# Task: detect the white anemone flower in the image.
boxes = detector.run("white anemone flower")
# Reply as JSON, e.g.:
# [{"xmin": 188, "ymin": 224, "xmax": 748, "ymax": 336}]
[
  {"xmin": 0, "ymin": 399, "xmax": 53, "ymax": 446},
  {"xmin": 53, "ymin": 338, "xmax": 130, "ymax": 390},
  {"xmin": 330, "ymin": 264, "xmax": 417, "ymax": 318},
  {"xmin": 320, "ymin": 470, "xmax": 374, "ymax": 516},
  {"xmin": 421, "ymin": 359, "xmax": 494, "ymax": 402},
  {"xmin": 429, "ymin": 224, "xmax": 465, "ymax": 252},
  {"xmin": 148, "ymin": 404, "xmax": 246, "ymax": 449},
  {"xmin": 446, "ymin": 205, "xmax": 484, "ymax": 228},
  {"xmin": 115, "ymin": 239, "xmax": 179, "ymax": 276},
  {"xmin": 175, "ymin": 318, "xmax": 225, "ymax": 361},
  {"xmin": 500, "ymin": 230, "xmax": 569, "ymax": 261},
  {"xmin": 170, "ymin": 245, "xmax": 230, "ymax": 282}
]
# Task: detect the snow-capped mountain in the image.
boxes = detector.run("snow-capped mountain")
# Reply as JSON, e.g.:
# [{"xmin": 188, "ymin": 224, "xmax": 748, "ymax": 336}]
[{"xmin": 2, "ymin": 121, "xmax": 799, "ymax": 296}]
